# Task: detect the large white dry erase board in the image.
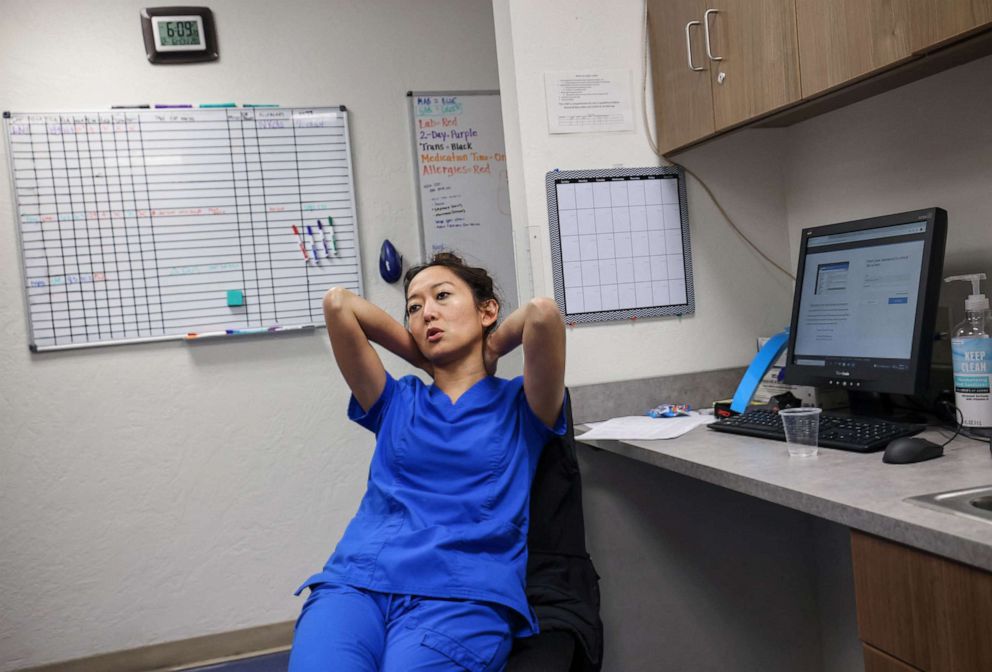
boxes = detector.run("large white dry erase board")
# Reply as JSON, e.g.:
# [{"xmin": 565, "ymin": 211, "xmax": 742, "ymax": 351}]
[
  {"xmin": 546, "ymin": 166, "xmax": 694, "ymax": 324},
  {"xmin": 4, "ymin": 106, "xmax": 363, "ymax": 351},
  {"xmin": 408, "ymin": 91, "xmax": 518, "ymax": 313}
]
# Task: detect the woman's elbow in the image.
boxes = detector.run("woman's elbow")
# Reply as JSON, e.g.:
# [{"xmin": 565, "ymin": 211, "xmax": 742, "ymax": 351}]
[
  {"xmin": 323, "ymin": 286, "xmax": 353, "ymax": 315},
  {"xmin": 529, "ymin": 297, "xmax": 564, "ymax": 329}
]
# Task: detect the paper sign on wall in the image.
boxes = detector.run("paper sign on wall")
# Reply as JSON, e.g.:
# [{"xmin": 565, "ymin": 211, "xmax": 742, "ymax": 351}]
[{"xmin": 545, "ymin": 69, "xmax": 634, "ymax": 134}]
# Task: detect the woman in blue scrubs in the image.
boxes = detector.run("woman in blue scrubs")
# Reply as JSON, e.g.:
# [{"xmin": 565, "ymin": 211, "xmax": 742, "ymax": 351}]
[{"xmin": 289, "ymin": 252, "xmax": 567, "ymax": 672}]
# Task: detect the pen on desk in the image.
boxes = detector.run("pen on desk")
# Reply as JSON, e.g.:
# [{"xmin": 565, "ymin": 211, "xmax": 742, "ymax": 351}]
[
  {"xmin": 112, "ymin": 105, "xmax": 150, "ymax": 109},
  {"xmin": 317, "ymin": 220, "xmax": 332, "ymax": 258},
  {"xmin": 199, "ymin": 103, "xmax": 237, "ymax": 108},
  {"xmin": 154, "ymin": 104, "xmax": 193, "ymax": 109},
  {"xmin": 243, "ymin": 104, "xmax": 279, "ymax": 108},
  {"xmin": 291, "ymin": 225, "xmax": 309, "ymax": 261}
]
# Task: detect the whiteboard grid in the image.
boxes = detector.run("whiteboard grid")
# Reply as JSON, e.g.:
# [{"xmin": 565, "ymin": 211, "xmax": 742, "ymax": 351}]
[
  {"xmin": 4, "ymin": 107, "xmax": 363, "ymax": 351},
  {"xmin": 546, "ymin": 166, "xmax": 694, "ymax": 324}
]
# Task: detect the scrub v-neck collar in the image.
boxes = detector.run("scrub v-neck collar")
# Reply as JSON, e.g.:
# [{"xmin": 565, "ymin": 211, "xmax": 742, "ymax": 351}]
[{"xmin": 429, "ymin": 375, "xmax": 497, "ymax": 407}]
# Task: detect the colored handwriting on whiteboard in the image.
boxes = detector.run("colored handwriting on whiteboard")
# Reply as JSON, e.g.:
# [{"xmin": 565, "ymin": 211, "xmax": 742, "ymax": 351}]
[
  {"xmin": 30, "ymin": 273, "xmax": 106, "ymax": 288},
  {"xmin": 20, "ymin": 203, "xmax": 333, "ymax": 224},
  {"xmin": 416, "ymin": 96, "xmax": 463, "ymax": 116}
]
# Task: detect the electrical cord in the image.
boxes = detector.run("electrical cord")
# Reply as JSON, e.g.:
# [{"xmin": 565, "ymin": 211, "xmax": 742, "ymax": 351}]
[
  {"xmin": 935, "ymin": 400, "xmax": 965, "ymax": 450},
  {"xmin": 639, "ymin": 0, "xmax": 796, "ymax": 281}
]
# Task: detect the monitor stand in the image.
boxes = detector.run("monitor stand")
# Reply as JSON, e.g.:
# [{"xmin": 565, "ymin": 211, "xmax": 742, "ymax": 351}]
[{"xmin": 847, "ymin": 390, "xmax": 926, "ymax": 424}]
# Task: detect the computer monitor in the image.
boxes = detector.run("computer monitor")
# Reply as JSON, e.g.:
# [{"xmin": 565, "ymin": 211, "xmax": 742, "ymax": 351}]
[{"xmin": 784, "ymin": 208, "xmax": 947, "ymax": 414}]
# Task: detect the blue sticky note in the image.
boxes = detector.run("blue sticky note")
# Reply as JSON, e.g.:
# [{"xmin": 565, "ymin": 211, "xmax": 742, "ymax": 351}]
[{"xmin": 227, "ymin": 290, "xmax": 245, "ymax": 307}]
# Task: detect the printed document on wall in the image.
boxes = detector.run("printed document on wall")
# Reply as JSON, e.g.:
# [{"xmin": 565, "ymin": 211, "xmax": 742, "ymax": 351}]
[{"xmin": 545, "ymin": 69, "xmax": 634, "ymax": 134}]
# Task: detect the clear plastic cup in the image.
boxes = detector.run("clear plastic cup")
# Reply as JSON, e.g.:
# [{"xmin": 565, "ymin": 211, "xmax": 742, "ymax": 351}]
[{"xmin": 779, "ymin": 407, "xmax": 822, "ymax": 457}]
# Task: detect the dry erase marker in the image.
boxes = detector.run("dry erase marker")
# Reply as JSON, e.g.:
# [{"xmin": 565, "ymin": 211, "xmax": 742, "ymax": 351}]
[
  {"xmin": 327, "ymin": 217, "xmax": 337, "ymax": 254},
  {"xmin": 227, "ymin": 327, "xmax": 268, "ymax": 335},
  {"xmin": 185, "ymin": 330, "xmax": 227, "ymax": 339},
  {"xmin": 291, "ymin": 225, "xmax": 309, "ymax": 261},
  {"xmin": 306, "ymin": 225, "xmax": 322, "ymax": 261},
  {"xmin": 311, "ymin": 223, "xmax": 327, "ymax": 260},
  {"xmin": 303, "ymin": 226, "xmax": 317, "ymax": 264},
  {"xmin": 154, "ymin": 104, "xmax": 193, "ymax": 108},
  {"xmin": 317, "ymin": 220, "xmax": 332, "ymax": 258}
]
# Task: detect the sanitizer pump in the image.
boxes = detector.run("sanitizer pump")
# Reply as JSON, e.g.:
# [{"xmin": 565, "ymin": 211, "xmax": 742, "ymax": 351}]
[{"xmin": 944, "ymin": 274, "xmax": 992, "ymax": 431}]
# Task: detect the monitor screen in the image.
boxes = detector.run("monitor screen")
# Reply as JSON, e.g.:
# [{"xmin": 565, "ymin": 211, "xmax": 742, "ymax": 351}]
[{"xmin": 785, "ymin": 208, "xmax": 947, "ymax": 397}]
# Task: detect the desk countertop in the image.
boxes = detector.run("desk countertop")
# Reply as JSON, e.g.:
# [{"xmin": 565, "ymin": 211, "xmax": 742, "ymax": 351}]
[{"xmin": 577, "ymin": 425, "xmax": 992, "ymax": 572}]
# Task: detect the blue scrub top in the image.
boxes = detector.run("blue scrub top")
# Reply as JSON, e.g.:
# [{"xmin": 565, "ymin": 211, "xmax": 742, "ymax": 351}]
[{"xmin": 296, "ymin": 372, "xmax": 566, "ymax": 636}]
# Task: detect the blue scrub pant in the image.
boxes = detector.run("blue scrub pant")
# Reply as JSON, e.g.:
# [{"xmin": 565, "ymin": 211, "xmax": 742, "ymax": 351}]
[{"xmin": 288, "ymin": 582, "xmax": 515, "ymax": 672}]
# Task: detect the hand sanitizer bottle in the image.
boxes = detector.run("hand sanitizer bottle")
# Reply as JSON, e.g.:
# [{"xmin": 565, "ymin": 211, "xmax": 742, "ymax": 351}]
[{"xmin": 944, "ymin": 274, "xmax": 992, "ymax": 432}]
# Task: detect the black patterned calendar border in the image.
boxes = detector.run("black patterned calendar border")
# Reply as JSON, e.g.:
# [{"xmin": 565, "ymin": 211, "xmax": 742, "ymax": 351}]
[{"xmin": 545, "ymin": 165, "xmax": 695, "ymax": 325}]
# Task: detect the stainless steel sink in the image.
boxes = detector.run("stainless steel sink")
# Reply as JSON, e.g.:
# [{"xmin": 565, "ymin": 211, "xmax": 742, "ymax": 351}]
[{"xmin": 908, "ymin": 485, "xmax": 992, "ymax": 523}]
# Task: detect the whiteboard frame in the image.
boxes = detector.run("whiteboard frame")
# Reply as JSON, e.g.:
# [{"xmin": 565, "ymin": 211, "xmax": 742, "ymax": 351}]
[
  {"xmin": 4, "ymin": 106, "xmax": 364, "ymax": 351},
  {"xmin": 545, "ymin": 165, "xmax": 695, "ymax": 324},
  {"xmin": 406, "ymin": 90, "xmax": 520, "ymax": 314},
  {"xmin": 407, "ymin": 89, "xmax": 499, "ymax": 263},
  {"xmin": 3, "ymin": 112, "xmax": 40, "ymax": 350}
]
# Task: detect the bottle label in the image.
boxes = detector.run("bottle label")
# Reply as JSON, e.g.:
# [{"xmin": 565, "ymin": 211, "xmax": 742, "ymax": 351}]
[
  {"xmin": 952, "ymin": 337, "xmax": 991, "ymax": 381},
  {"xmin": 951, "ymin": 337, "xmax": 992, "ymax": 427}
]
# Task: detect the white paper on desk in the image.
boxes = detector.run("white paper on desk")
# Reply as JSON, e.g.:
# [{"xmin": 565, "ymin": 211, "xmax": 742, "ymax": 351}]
[{"xmin": 577, "ymin": 413, "xmax": 715, "ymax": 441}]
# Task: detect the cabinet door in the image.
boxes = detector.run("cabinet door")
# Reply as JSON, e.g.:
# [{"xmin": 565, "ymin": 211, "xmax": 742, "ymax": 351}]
[
  {"xmin": 863, "ymin": 644, "xmax": 923, "ymax": 672},
  {"xmin": 929, "ymin": 0, "xmax": 992, "ymax": 47},
  {"xmin": 703, "ymin": 0, "xmax": 801, "ymax": 130},
  {"xmin": 851, "ymin": 530, "xmax": 992, "ymax": 672},
  {"xmin": 796, "ymin": 0, "xmax": 931, "ymax": 97},
  {"xmin": 647, "ymin": 0, "xmax": 715, "ymax": 153}
]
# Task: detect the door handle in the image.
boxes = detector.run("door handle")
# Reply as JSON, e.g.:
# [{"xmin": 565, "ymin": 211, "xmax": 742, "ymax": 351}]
[
  {"xmin": 703, "ymin": 9, "xmax": 723, "ymax": 62},
  {"xmin": 685, "ymin": 21, "xmax": 704, "ymax": 71}
]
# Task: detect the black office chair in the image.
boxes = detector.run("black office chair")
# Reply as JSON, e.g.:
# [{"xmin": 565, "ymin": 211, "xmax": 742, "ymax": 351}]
[{"xmin": 506, "ymin": 392, "xmax": 603, "ymax": 672}]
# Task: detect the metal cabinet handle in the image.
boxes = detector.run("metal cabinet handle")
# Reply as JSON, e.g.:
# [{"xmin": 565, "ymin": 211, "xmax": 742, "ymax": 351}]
[
  {"xmin": 685, "ymin": 21, "xmax": 704, "ymax": 71},
  {"xmin": 703, "ymin": 9, "xmax": 723, "ymax": 61}
]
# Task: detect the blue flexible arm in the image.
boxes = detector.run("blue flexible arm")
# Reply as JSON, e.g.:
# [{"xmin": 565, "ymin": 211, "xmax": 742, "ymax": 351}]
[{"xmin": 730, "ymin": 328, "xmax": 790, "ymax": 414}]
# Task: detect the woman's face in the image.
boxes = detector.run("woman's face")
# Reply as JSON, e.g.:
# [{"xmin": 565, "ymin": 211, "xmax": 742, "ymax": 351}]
[{"xmin": 405, "ymin": 266, "xmax": 497, "ymax": 365}]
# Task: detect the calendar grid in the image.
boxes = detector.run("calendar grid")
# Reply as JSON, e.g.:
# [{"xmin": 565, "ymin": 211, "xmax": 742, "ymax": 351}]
[{"xmin": 546, "ymin": 166, "xmax": 694, "ymax": 324}]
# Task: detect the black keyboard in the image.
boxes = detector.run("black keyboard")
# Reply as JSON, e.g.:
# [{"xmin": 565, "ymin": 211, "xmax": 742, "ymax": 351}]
[{"xmin": 708, "ymin": 409, "xmax": 925, "ymax": 452}]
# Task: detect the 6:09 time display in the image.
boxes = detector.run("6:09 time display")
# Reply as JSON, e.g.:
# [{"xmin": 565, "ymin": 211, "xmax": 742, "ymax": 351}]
[{"xmin": 158, "ymin": 20, "xmax": 201, "ymax": 46}]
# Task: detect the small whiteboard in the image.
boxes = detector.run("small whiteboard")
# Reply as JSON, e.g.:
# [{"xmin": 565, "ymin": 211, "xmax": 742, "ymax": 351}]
[
  {"xmin": 4, "ymin": 106, "xmax": 362, "ymax": 351},
  {"xmin": 408, "ymin": 91, "xmax": 518, "ymax": 313},
  {"xmin": 546, "ymin": 166, "xmax": 694, "ymax": 324}
]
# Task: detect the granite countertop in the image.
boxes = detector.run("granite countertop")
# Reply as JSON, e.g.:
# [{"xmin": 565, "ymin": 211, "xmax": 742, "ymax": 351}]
[{"xmin": 577, "ymin": 424, "xmax": 992, "ymax": 572}]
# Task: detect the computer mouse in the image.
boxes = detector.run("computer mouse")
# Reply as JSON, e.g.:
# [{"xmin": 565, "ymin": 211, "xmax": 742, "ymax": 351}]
[
  {"xmin": 882, "ymin": 437, "xmax": 944, "ymax": 464},
  {"xmin": 379, "ymin": 239, "xmax": 402, "ymax": 283}
]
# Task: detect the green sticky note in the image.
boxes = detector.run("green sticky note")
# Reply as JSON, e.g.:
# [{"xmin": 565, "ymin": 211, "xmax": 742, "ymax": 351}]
[{"xmin": 227, "ymin": 290, "xmax": 245, "ymax": 307}]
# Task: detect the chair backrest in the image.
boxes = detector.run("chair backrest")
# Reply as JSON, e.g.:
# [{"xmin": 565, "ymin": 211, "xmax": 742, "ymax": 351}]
[{"xmin": 523, "ymin": 390, "xmax": 603, "ymax": 672}]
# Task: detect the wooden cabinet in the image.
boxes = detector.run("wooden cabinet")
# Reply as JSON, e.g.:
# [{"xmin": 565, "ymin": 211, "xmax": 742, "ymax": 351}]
[
  {"xmin": 929, "ymin": 0, "xmax": 992, "ymax": 46},
  {"xmin": 863, "ymin": 643, "xmax": 923, "ymax": 672},
  {"xmin": 796, "ymin": 0, "xmax": 932, "ymax": 97},
  {"xmin": 649, "ymin": 0, "xmax": 992, "ymax": 154},
  {"xmin": 646, "ymin": 0, "xmax": 715, "ymax": 153},
  {"xmin": 647, "ymin": 0, "xmax": 800, "ymax": 154},
  {"xmin": 703, "ymin": 0, "xmax": 802, "ymax": 130},
  {"xmin": 851, "ymin": 530, "xmax": 992, "ymax": 672}
]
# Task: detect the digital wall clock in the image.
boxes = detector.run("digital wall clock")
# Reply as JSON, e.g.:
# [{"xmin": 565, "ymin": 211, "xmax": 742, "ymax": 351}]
[{"xmin": 141, "ymin": 7, "xmax": 218, "ymax": 64}]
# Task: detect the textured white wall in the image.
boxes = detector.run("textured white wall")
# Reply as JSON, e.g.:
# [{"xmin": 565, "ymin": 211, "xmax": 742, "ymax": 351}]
[
  {"xmin": 783, "ymin": 55, "xmax": 992, "ymax": 323},
  {"xmin": 492, "ymin": 0, "xmax": 796, "ymax": 387},
  {"xmin": 0, "ymin": 1, "xmax": 500, "ymax": 669}
]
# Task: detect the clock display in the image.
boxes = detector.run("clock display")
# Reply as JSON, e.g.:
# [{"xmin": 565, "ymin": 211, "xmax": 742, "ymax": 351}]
[
  {"xmin": 158, "ymin": 19, "xmax": 201, "ymax": 47},
  {"xmin": 141, "ymin": 7, "xmax": 218, "ymax": 63}
]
